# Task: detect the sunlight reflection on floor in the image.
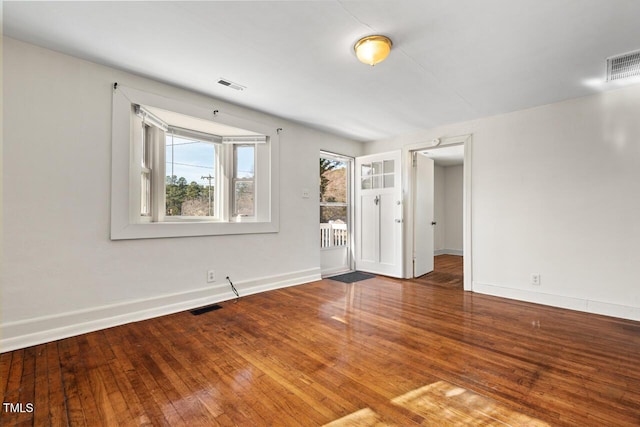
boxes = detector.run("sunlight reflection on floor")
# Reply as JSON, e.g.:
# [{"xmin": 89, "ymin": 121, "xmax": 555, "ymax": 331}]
[
  {"xmin": 323, "ymin": 408, "xmax": 390, "ymax": 427},
  {"xmin": 324, "ymin": 380, "xmax": 549, "ymax": 426}
]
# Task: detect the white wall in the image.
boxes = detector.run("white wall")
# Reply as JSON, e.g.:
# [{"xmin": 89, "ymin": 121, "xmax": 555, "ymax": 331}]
[
  {"xmin": 433, "ymin": 165, "xmax": 446, "ymax": 252},
  {"xmin": 1, "ymin": 38, "xmax": 364, "ymax": 351},
  {"xmin": 433, "ymin": 164, "xmax": 463, "ymax": 255},
  {"xmin": 366, "ymin": 83, "xmax": 640, "ymax": 321},
  {"xmin": 444, "ymin": 165, "xmax": 463, "ymax": 253}
]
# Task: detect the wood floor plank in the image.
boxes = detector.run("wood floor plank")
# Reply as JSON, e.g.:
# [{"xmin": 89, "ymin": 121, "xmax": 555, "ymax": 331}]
[
  {"xmin": 47, "ymin": 342, "xmax": 70, "ymax": 427},
  {"xmin": 33, "ymin": 344, "xmax": 51, "ymax": 427},
  {"xmin": 1, "ymin": 349, "xmax": 24, "ymax": 426},
  {"xmin": 58, "ymin": 338, "xmax": 89, "ymax": 426},
  {"xmin": 80, "ymin": 333, "xmax": 125, "ymax": 427},
  {"xmin": 2, "ymin": 255, "xmax": 640, "ymax": 425},
  {"xmin": 156, "ymin": 313, "xmax": 302, "ymax": 425},
  {"xmin": 102, "ymin": 328, "xmax": 164, "ymax": 426},
  {"xmin": 15, "ymin": 346, "xmax": 36, "ymax": 425},
  {"xmin": 0, "ymin": 351, "xmax": 12, "ymax": 405},
  {"xmin": 118, "ymin": 328, "xmax": 186, "ymax": 426}
]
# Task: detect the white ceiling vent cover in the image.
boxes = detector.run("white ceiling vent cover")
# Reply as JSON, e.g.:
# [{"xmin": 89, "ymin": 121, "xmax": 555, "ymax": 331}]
[
  {"xmin": 606, "ymin": 50, "xmax": 640, "ymax": 82},
  {"xmin": 217, "ymin": 78, "xmax": 246, "ymax": 91}
]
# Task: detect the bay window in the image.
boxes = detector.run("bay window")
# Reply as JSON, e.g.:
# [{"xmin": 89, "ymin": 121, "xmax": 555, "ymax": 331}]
[{"xmin": 111, "ymin": 84, "xmax": 279, "ymax": 239}]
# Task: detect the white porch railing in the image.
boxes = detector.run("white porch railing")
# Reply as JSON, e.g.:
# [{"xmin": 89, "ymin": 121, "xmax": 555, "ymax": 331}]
[{"xmin": 320, "ymin": 223, "xmax": 348, "ymax": 248}]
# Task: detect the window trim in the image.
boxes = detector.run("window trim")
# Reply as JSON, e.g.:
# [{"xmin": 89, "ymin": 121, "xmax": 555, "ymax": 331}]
[{"xmin": 111, "ymin": 84, "xmax": 280, "ymax": 240}]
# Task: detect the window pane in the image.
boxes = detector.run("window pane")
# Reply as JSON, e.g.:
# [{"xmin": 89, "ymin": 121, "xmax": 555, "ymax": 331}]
[
  {"xmin": 234, "ymin": 181, "xmax": 255, "ymax": 216},
  {"xmin": 361, "ymin": 163, "xmax": 372, "ymax": 176},
  {"xmin": 320, "ymin": 158, "xmax": 347, "ymax": 203},
  {"xmin": 384, "ymin": 174, "xmax": 394, "ymax": 188},
  {"xmin": 372, "ymin": 175, "xmax": 381, "ymax": 189},
  {"xmin": 141, "ymin": 125, "xmax": 150, "ymax": 168},
  {"xmin": 141, "ymin": 172, "xmax": 150, "ymax": 216},
  {"xmin": 236, "ymin": 145, "xmax": 255, "ymax": 179},
  {"xmin": 165, "ymin": 135, "xmax": 216, "ymax": 216},
  {"xmin": 141, "ymin": 127, "xmax": 146, "ymax": 168},
  {"xmin": 361, "ymin": 177, "xmax": 371, "ymax": 190}
]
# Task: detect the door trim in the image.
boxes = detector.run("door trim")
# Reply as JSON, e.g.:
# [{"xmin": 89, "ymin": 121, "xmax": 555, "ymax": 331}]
[{"xmin": 403, "ymin": 134, "xmax": 473, "ymax": 291}]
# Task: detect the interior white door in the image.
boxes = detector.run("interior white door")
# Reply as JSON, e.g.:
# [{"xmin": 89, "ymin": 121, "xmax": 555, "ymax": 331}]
[
  {"xmin": 355, "ymin": 150, "xmax": 403, "ymax": 277},
  {"xmin": 413, "ymin": 152, "xmax": 435, "ymax": 277}
]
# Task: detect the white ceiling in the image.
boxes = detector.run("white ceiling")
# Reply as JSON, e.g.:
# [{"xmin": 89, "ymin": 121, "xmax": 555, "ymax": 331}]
[
  {"xmin": 4, "ymin": 1, "xmax": 640, "ymax": 142},
  {"xmin": 421, "ymin": 144, "xmax": 464, "ymax": 167}
]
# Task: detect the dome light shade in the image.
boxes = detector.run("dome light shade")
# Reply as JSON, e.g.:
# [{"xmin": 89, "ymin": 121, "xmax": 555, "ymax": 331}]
[{"xmin": 354, "ymin": 35, "xmax": 392, "ymax": 66}]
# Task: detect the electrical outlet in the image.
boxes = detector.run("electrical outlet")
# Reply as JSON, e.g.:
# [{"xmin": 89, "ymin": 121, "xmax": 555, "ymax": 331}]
[
  {"xmin": 207, "ymin": 270, "xmax": 216, "ymax": 283},
  {"xmin": 531, "ymin": 274, "xmax": 541, "ymax": 286}
]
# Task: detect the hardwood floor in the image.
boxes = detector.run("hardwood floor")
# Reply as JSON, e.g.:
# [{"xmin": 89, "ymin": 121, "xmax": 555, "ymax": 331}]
[{"xmin": 2, "ymin": 255, "xmax": 640, "ymax": 426}]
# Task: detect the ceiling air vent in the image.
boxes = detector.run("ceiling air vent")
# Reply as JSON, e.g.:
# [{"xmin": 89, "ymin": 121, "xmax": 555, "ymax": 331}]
[
  {"xmin": 217, "ymin": 78, "xmax": 246, "ymax": 91},
  {"xmin": 606, "ymin": 50, "xmax": 640, "ymax": 82}
]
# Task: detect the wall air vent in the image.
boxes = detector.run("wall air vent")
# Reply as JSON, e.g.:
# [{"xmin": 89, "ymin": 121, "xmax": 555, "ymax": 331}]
[
  {"xmin": 217, "ymin": 78, "xmax": 246, "ymax": 91},
  {"xmin": 606, "ymin": 49, "xmax": 640, "ymax": 82}
]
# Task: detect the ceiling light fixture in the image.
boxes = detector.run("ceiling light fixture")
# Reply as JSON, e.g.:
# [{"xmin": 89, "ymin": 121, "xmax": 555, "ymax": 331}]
[{"xmin": 354, "ymin": 35, "xmax": 392, "ymax": 66}]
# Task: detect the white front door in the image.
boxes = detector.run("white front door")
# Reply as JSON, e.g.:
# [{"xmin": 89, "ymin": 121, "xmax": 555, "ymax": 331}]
[
  {"xmin": 355, "ymin": 150, "xmax": 403, "ymax": 277},
  {"xmin": 413, "ymin": 152, "xmax": 435, "ymax": 277}
]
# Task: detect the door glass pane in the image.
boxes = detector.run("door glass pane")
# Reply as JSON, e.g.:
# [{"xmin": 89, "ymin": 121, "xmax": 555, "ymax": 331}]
[
  {"xmin": 320, "ymin": 206, "xmax": 348, "ymax": 247},
  {"xmin": 384, "ymin": 174, "xmax": 394, "ymax": 188},
  {"xmin": 372, "ymin": 176, "xmax": 382, "ymax": 189},
  {"xmin": 320, "ymin": 158, "xmax": 347, "ymax": 203},
  {"xmin": 320, "ymin": 155, "xmax": 351, "ymax": 251},
  {"xmin": 383, "ymin": 160, "xmax": 394, "ymax": 173},
  {"xmin": 361, "ymin": 177, "xmax": 371, "ymax": 189},
  {"xmin": 372, "ymin": 161, "xmax": 382, "ymax": 175},
  {"xmin": 361, "ymin": 163, "xmax": 372, "ymax": 176},
  {"xmin": 320, "ymin": 205, "xmax": 347, "ymax": 223}
]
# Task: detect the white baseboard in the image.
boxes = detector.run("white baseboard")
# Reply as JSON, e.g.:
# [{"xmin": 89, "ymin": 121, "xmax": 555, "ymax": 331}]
[
  {"xmin": 473, "ymin": 281, "xmax": 640, "ymax": 322},
  {"xmin": 1, "ymin": 268, "xmax": 321, "ymax": 353},
  {"xmin": 434, "ymin": 249, "xmax": 463, "ymax": 256}
]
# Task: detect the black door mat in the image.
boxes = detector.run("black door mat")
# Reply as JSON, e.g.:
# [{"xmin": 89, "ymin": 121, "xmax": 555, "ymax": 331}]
[{"xmin": 328, "ymin": 271, "xmax": 376, "ymax": 283}]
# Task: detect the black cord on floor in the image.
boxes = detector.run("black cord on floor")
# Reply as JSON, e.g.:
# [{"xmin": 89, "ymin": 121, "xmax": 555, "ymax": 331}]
[{"xmin": 226, "ymin": 276, "xmax": 239, "ymax": 303}]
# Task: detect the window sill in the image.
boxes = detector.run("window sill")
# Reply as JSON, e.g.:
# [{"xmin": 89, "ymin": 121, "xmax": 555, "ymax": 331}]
[
  {"xmin": 110, "ymin": 220, "xmax": 278, "ymax": 240},
  {"xmin": 161, "ymin": 216, "xmax": 257, "ymax": 224}
]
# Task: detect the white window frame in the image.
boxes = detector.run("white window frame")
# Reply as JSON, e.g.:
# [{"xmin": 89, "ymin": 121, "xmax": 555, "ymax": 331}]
[{"xmin": 111, "ymin": 84, "xmax": 279, "ymax": 240}]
